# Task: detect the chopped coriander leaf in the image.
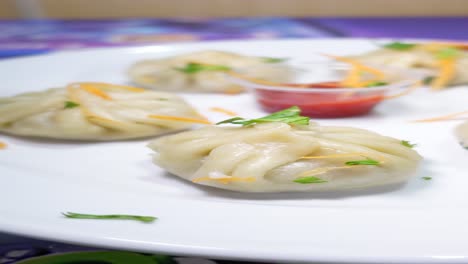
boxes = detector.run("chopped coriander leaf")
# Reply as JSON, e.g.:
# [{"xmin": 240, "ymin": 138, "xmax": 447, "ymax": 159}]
[
  {"xmin": 262, "ymin": 57, "xmax": 288, "ymax": 63},
  {"xmin": 216, "ymin": 106, "xmax": 310, "ymax": 126},
  {"xmin": 366, "ymin": 81, "xmax": 388, "ymax": 87},
  {"xmin": 345, "ymin": 158, "xmax": 380, "ymax": 166},
  {"xmin": 436, "ymin": 47, "xmax": 461, "ymax": 59},
  {"xmin": 62, "ymin": 212, "xmax": 157, "ymax": 223},
  {"xmin": 64, "ymin": 101, "xmax": 80, "ymax": 109},
  {"xmin": 383, "ymin": 42, "xmax": 416, "ymax": 50},
  {"xmin": 421, "ymin": 176, "xmax": 432, "ymax": 181},
  {"xmin": 174, "ymin": 62, "xmax": 231, "ymax": 74},
  {"xmin": 423, "ymin": 76, "xmax": 435, "ymax": 85},
  {"xmin": 293, "ymin": 176, "xmax": 327, "ymax": 184},
  {"xmin": 401, "ymin": 140, "xmax": 417, "ymax": 148},
  {"xmin": 157, "ymin": 98, "xmax": 168, "ymax": 101}
]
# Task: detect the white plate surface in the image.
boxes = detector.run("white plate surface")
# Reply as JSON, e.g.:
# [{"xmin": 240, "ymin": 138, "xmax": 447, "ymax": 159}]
[{"xmin": 1, "ymin": 39, "xmax": 468, "ymax": 264}]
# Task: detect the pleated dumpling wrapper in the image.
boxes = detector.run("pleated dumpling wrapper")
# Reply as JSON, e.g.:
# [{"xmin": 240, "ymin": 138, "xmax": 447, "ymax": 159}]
[
  {"xmin": 128, "ymin": 50, "xmax": 294, "ymax": 93},
  {"xmin": 148, "ymin": 107, "xmax": 422, "ymax": 192},
  {"xmin": 0, "ymin": 83, "xmax": 209, "ymax": 140},
  {"xmin": 348, "ymin": 42, "xmax": 468, "ymax": 89}
]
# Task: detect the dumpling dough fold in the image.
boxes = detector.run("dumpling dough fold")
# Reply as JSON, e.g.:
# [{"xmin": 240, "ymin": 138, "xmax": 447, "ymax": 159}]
[
  {"xmin": 148, "ymin": 122, "xmax": 422, "ymax": 192},
  {"xmin": 0, "ymin": 83, "xmax": 206, "ymax": 140}
]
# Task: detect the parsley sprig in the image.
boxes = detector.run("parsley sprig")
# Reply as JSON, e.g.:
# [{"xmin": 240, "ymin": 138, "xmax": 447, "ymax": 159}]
[
  {"xmin": 436, "ymin": 47, "xmax": 461, "ymax": 59},
  {"xmin": 293, "ymin": 176, "xmax": 327, "ymax": 184},
  {"xmin": 345, "ymin": 158, "xmax": 380, "ymax": 166},
  {"xmin": 64, "ymin": 101, "xmax": 80, "ymax": 109},
  {"xmin": 62, "ymin": 212, "xmax": 157, "ymax": 223},
  {"xmin": 383, "ymin": 42, "xmax": 416, "ymax": 50},
  {"xmin": 366, "ymin": 81, "xmax": 388, "ymax": 87},
  {"xmin": 216, "ymin": 106, "xmax": 310, "ymax": 126},
  {"xmin": 261, "ymin": 57, "xmax": 288, "ymax": 63},
  {"xmin": 174, "ymin": 62, "xmax": 231, "ymax": 74},
  {"xmin": 401, "ymin": 140, "xmax": 417, "ymax": 148}
]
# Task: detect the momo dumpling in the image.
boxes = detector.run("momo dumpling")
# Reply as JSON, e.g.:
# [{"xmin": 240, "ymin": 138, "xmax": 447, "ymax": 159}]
[
  {"xmin": 128, "ymin": 50, "xmax": 294, "ymax": 93},
  {"xmin": 350, "ymin": 42, "xmax": 468, "ymax": 89},
  {"xmin": 0, "ymin": 82, "xmax": 208, "ymax": 140},
  {"xmin": 148, "ymin": 107, "xmax": 422, "ymax": 192}
]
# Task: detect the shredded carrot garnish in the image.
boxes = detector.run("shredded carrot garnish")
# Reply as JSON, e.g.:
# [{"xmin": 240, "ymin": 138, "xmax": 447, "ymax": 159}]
[
  {"xmin": 193, "ymin": 176, "xmax": 256, "ymax": 184},
  {"xmin": 148, "ymin": 114, "xmax": 212, "ymax": 125},
  {"xmin": 0, "ymin": 141, "xmax": 7, "ymax": 149},
  {"xmin": 412, "ymin": 110, "xmax": 468, "ymax": 123},
  {"xmin": 325, "ymin": 55, "xmax": 386, "ymax": 88},
  {"xmin": 209, "ymin": 107, "xmax": 238, "ymax": 116},
  {"xmin": 431, "ymin": 59, "xmax": 456, "ymax": 90},
  {"xmin": 80, "ymin": 84, "xmax": 112, "ymax": 100},
  {"xmin": 78, "ymin": 82, "xmax": 146, "ymax": 93}
]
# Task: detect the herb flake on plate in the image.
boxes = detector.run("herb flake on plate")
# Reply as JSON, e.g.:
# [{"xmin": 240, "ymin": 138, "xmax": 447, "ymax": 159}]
[
  {"xmin": 261, "ymin": 57, "xmax": 288, "ymax": 63},
  {"xmin": 62, "ymin": 212, "xmax": 157, "ymax": 223}
]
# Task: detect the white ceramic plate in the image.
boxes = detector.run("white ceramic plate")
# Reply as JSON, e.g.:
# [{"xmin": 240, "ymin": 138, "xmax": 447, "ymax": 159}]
[{"xmin": 1, "ymin": 39, "xmax": 468, "ymax": 264}]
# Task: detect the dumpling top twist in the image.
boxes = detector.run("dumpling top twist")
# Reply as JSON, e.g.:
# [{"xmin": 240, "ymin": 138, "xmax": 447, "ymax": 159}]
[
  {"xmin": 128, "ymin": 50, "xmax": 294, "ymax": 93},
  {"xmin": 0, "ymin": 82, "xmax": 207, "ymax": 140},
  {"xmin": 148, "ymin": 107, "xmax": 422, "ymax": 192}
]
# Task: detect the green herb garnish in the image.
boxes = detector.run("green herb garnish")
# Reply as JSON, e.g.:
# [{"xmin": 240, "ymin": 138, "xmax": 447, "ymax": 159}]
[
  {"xmin": 436, "ymin": 47, "xmax": 461, "ymax": 59},
  {"xmin": 64, "ymin": 101, "xmax": 80, "ymax": 109},
  {"xmin": 421, "ymin": 176, "xmax": 432, "ymax": 181},
  {"xmin": 423, "ymin": 76, "xmax": 435, "ymax": 85},
  {"xmin": 216, "ymin": 106, "xmax": 309, "ymax": 126},
  {"xmin": 383, "ymin": 42, "xmax": 416, "ymax": 50},
  {"xmin": 401, "ymin": 140, "xmax": 417, "ymax": 148},
  {"xmin": 174, "ymin": 62, "xmax": 231, "ymax": 74},
  {"xmin": 293, "ymin": 176, "xmax": 327, "ymax": 184},
  {"xmin": 366, "ymin": 81, "xmax": 388, "ymax": 87},
  {"xmin": 62, "ymin": 212, "xmax": 157, "ymax": 223},
  {"xmin": 262, "ymin": 57, "xmax": 288, "ymax": 63},
  {"xmin": 157, "ymin": 98, "xmax": 168, "ymax": 101},
  {"xmin": 345, "ymin": 158, "xmax": 380, "ymax": 166}
]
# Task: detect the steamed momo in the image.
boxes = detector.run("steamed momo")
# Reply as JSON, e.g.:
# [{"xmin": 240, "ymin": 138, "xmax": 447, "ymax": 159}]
[
  {"xmin": 149, "ymin": 121, "xmax": 422, "ymax": 192},
  {"xmin": 0, "ymin": 83, "xmax": 207, "ymax": 140},
  {"xmin": 128, "ymin": 50, "xmax": 294, "ymax": 93},
  {"xmin": 350, "ymin": 42, "xmax": 468, "ymax": 88}
]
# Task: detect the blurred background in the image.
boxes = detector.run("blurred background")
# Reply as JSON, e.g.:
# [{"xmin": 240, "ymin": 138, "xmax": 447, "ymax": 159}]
[
  {"xmin": 1, "ymin": 0, "xmax": 468, "ymax": 60},
  {"xmin": 1, "ymin": 0, "xmax": 468, "ymax": 18}
]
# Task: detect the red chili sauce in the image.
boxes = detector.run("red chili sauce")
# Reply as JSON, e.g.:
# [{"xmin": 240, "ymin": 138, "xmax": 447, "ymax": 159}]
[{"xmin": 255, "ymin": 82, "xmax": 385, "ymax": 118}]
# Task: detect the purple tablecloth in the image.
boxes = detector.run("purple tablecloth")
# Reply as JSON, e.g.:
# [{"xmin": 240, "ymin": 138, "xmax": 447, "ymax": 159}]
[
  {"xmin": 1, "ymin": 17, "xmax": 467, "ymax": 263},
  {"xmin": 0, "ymin": 17, "xmax": 467, "ymax": 59}
]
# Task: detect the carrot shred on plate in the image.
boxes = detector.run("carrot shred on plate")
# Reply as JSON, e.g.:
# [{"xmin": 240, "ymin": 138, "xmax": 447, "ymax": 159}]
[
  {"xmin": 324, "ymin": 55, "xmax": 386, "ymax": 88},
  {"xmin": 209, "ymin": 107, "xmax": 238, "ymax": 116},
  {"xmin": 412, "ymin": 110, "xmax": 468, "ymax": 123},
  {"xmin": 431, "ymin": 59, "xmax": 456, "ymax": 90},
  {"xmin": 148, "ymin": 114, "xmax": 212, "ymax": 124}
]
